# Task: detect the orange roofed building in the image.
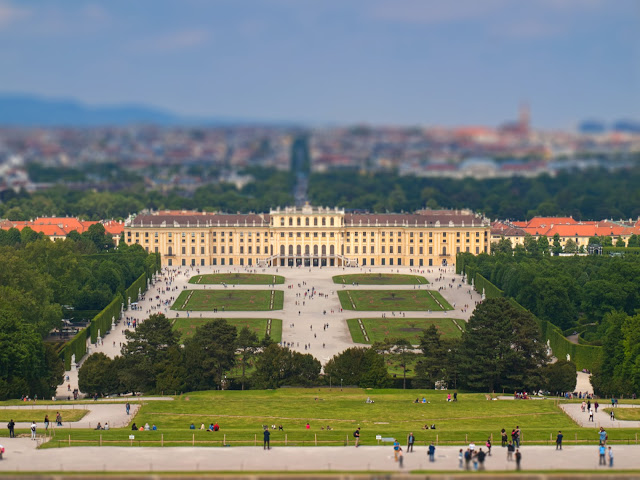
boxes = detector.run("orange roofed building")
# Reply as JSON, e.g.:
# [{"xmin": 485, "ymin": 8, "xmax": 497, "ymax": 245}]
[
  {"xmin": 0, "ymin": 217, "xmax": 124, "ymax": 242},
  {"xmin": 491, "ymin": 216, "xmax": 640, "ymax": 249}
]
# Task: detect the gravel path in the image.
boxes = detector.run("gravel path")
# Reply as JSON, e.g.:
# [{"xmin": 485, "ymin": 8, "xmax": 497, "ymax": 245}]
[
  {"xmin": 560, "ymin": 403, "xmax": 640, "ymax": 428},
  {"xmin": 0, "ymin": 444, "xmax": 635, "ymax": 473}
]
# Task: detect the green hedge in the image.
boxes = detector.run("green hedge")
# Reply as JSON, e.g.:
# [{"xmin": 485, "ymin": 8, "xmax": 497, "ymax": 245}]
[
  {"xmin": 62, "ymin": 328, "xmax": 88, "ymax": 370},
  {"xmin": 475, "ymin": 273, "xmax": 504, "ymax": 299},
  {"xmin": 125, "ymin": 273, "xmax": 147, "ymax": 305},
  {"xmin": 603, "ymin": 247, "xmax": 640, "ymax": 255},
  {"xmin": 472, "ymin": 276, "xmax": 604, "ymax": 371},
  {"xmin": 90, "ymin": 293, "xmax": 123, "ymax": 344}
]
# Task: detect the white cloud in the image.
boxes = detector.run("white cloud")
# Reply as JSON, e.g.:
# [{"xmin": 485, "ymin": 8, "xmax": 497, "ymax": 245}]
[{"xmin": 0, "ymin": 1, "xmax": 30, "ymax": 29}]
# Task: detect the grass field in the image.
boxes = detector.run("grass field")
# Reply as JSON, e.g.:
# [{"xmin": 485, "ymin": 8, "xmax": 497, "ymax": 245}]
[
  {"xmin": 333, "ymin": 274, "xmax": 428, "ymax": 285},
  {"xmin": 26, "ymin": 389, "xmax": 640, "ymax": 448},
  {"xmin": 189, "ymin": 274, "xmax": 285, "ymax": 285},
  {"xmin": 171, "ymin": 290, "xmax": 284, "ymax": 311},
  {"xmin": 0, "ymin": 409, "xmax": 87, "ymax": 422},
  {"xmin": 346, "ymin": 318, "xmax": 464, "ymax": 344},
  {"xmin": 172, "ymin": 318, "xmax": 282, "ymax": 343},
  {"xmin": 603, "ymin": 408, "xmax": 640, "ymax": 421},
  {"xmin": 338, "ymin": 290, "xmax": 452, "ymax": 311}
]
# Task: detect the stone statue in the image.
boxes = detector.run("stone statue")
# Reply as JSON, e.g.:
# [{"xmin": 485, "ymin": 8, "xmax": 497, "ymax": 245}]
[{"xmin": 566, "ymin": 353, "xmax": 571, "ymax": 362}]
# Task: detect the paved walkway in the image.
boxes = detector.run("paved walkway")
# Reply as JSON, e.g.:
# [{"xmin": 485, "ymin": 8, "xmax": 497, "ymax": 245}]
[
  {"xmin": 4, "ymin": 403, "xmax": 140, "ymax": 430},
  {"xmin": 560, "ymin": 403, "xmax": 640, "ymax": 428},
  {"xmin": 0, "ymin": 444, "xmax": 635, "ymax": 472}
]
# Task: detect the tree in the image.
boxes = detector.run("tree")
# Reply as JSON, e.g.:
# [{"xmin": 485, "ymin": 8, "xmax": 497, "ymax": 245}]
[
  {"xmin": 253, "ymin": 344, "xmax": 321, "ymax": 388},
  {"xmin": 563, "ymin": 239, "xmax": 578, "ymax": 253},
  {"xmin": 543, "ymin": 360, "xmax": 577, "ymax": 394},
  {"xmin": 324, "ymin": 347, "xmax": 391, "ymax": 388},
  {"xmin": 615, "ymin": 237, "xmax": 626, "ymax": 248},
  {"xmin": 391, "ymin": 338, "xmax": 413, "ymax": 389},
  {"xmin": 492, "ymin": 237, "xmax": 513, "ymax": 256},
  {"xmin": 415, "ymin": 325, "xmax": 447, "ymax": 388},
  {"xmin": 537, "ymin": 235, "xmax": 550, "ymax": 256},
  {"xmin": 236, "ymin": 326, "xmax": 260, "ymax": 390},
  {"xmin": 523, "ymin": 234, "xmax": 540, "ymax": 257},
  {"xmin": 120, "ymin": 314, "xmax": 178, "ymax": 393},
  {"xmin": 552, "ymin": 233, "xmax": 563, "ymax": 255},
  {"xmin": 627, "ymin": 234, "xmax": 640, "ymax": 248},
  {"xmin": 183, "ymin": 319, "xmax": 237, "ymax": 391},
  {"xmin": 460, "ymin": 298, "xmax": 548, "ymax": 392},
  {"xmin": 78, "ymin": 353, "xmax": 119, "ymax": 396}
]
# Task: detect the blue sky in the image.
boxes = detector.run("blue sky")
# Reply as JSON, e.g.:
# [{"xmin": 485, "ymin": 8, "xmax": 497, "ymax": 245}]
[{"xmin": 0, "ymin": 0, "xmax": 638, "ymax": 127}]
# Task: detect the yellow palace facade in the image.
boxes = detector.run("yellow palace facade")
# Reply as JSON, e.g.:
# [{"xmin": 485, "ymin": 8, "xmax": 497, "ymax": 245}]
[{"xmin": 124, "ymin": 206, "xmax": 490, "ymax": 268}]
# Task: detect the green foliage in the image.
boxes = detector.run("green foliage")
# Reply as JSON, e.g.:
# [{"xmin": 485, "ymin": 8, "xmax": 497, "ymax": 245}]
[
  {"xmin": 253, "ymin": 344, "xmax": 321, "ymax": 388},
  {"xmin": 414, "ymin": 325, "xmax": 462, "ymax": 390},
  {"xmin": 460, "ymin": 298, "xmax": 548, "ymax": 392},
  {"xmin": 543, "ymin": 360, "xmax": 577, "ymax": 394},
  {"xmin": 323, "ymin": 347, "xmax": 392, "ymax": 388},
  {"xmin": 0, "ymin": 314, "xmax": 63, "ymax": 400},
  {"xmin": 78, "ymin": 353, "xmax": 119, "ymax": 396},
  {"xmin": 62, "ymin": 328, "xmax": 88, "ymax": 371},
  {"xmin": 307, "ymin": 167, "xmax": 640, "ymax": 219}
]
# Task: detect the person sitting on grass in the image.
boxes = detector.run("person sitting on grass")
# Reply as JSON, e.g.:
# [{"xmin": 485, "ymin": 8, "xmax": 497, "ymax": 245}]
[
  {"xmin": 95, "ymin": 422, "xmax": 102, "ymax": 430},
  {"xmin": 200, "ymin": 423, "xmax": 205, "ymax": 430},
  {"xmin": 104, "ymin": 422, "xmax": 109, "ymax": 431},
  {"xmin": 131, "ymin": 423, "xmax": 138, "ymax": 431},
  {"xmin": 190, "ymin": 423, "xmax": 195, "ymax": 430},
  {"xmin": 213, "ymin": 423, "xmax": 219, "ymax": 431},
  {"xmin": 144, "ymin": 423, "xmax": 150, "ymax": 431},
  {"xmin": 278, "ymin": 425, "xmax": 284, "ymax": 431},
  {"xmin": 207, "ymin": 424, "xmax": 214, "ymax": 432},
  {"xmin": 152, "ymin": 424, "xmax": 157, "ymax": 431}
]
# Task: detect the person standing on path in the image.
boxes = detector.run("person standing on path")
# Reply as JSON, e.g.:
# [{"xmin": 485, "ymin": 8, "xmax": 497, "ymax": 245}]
[
  {"xmin": 608, "ymin": 446, "xmax": 614, "ymax": 467},
  {"xmin": 428, "ymin": 442, "xmax": 436, "ymax": 462},
  {"xmin": 501, "ymin": 428, "xmax": 507, "ymax": 447},
  {"xmin": 126, "ymin": 402, "xmax": 130, "ymax": 415},
  {"xmin": 397, "ymin": 446, "xmax": 404, "ymax": 468},
  {"xmin": 513, "ymin": 426, "xmax": 521, "ymax": 448},
  {"xmin": 354, "ymin": 427, "xmax": 360, "ymax": 447},
  {"xmin": 458, "ymin": 449, "xmax": 464, "ymax": 469},
  {"xmin": 30, "ymin": 421, "xmax": 36, "ymax": 440},
  {"xmin": 515, "ymin": 449, "xmax": 522, "ymax": 471},
  {"xmin": 407, "ymin": 432, "xmax": 415, "ymax": 452},
  {"xmin": 599, "ymin": 427, "xmax": 608, "ymax": 445},
  {"xmin": 599, "ymin": 444, "xmax": 606, "ymax": 465},
  {"xmin": 44, "ymin": 415, "xmax": 49, "ymax": 431},
  {"xmin": 507, "ymin": 441, "xmax": 515, "ymax": 461},
  {"xmin": 393, "ymin": 439, "xmax": 400, "ymax": 461},
  {"xmin": 477, "ymin": 448, "xmax": 486, "ymax": 470},
  {"xmin": 556, "ymin": 431, "xmax": 563, "ymax": 450},
  {"xmin": 7, "ymin": 420, "xmax": 15, "ymax": 438},
  {"xmin": 263, "ymin": 428, "xmax": 270, "ymax": 450},
  {"xmin": 56, "ymin": 412, "xmax": 62, "ymax": 426}
]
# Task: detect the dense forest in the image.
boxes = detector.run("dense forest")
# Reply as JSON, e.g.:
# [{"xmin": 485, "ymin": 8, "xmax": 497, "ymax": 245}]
[
  {"xmin": 2, "ymin": 167, "xmax": 640, "ymax": 221},
  {"xmin": 0, "ymin": 167, "xmax": 295, "ymax": 220},
  {"xmin": 308, "ymin": 167, "xmax": 640, "ymax": 220},
  {"xmin": 0, "ymin": 227, "xmax": 157, "ymax": 399}
]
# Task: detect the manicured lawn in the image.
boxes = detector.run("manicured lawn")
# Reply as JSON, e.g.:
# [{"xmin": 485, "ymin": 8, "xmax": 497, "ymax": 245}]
[
  {"xmin": 189, "ymin": 273, "xmax": 285, "ymax": 285},
  {"xmin": 172, "ymin": 318, "xmax": 282, "ymax": 343},
  {"xmin": 33, "ymin": 389, "xmax": 640, "ymax": 448},
  {"xmin": 346, "ymin": 318, "xmax": 464, "ymax": 344},
  {"xmin": 338, "ymin": 290, "xmax": 452, "ymax": 311},
  {"xmin": 333, "ymin": 274, "xmax": 428, "ymax": 285},
  {"xmin": 603, "ymin": 408, "xmax": 640, "ymax": 421},
  {"xmin": 171, "ymin": 290, "xmax": 284, "ymax": 311},
  {"xmin": 0, "ymin": 409, "xmax": 87, "ymax": 422}
]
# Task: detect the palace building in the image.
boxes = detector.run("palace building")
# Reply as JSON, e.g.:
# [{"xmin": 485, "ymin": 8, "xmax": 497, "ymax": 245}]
[{"xmin": 124, "ymin": 206, "xmax": 491, "ymax": 268}]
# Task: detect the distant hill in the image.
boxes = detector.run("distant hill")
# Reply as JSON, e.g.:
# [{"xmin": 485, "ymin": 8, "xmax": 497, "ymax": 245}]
[{"xmin": 0, "ymin": 93, "xmax": 272, "ymax": 127}]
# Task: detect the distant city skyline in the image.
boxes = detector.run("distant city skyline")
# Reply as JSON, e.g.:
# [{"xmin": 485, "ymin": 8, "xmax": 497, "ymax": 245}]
[{"xmin": 0, "ymin": 0, "xmax": 638, "ymax": 128}]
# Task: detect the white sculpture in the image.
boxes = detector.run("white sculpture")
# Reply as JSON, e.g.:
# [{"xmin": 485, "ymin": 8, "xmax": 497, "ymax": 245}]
[{"xmin": 566, "ymin": 353, "xmax": 571, "ymax": 362}]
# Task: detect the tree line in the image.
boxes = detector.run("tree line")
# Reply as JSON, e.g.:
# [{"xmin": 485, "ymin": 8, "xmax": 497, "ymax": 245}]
[
  {"xmin": 79, "ymin": 300, "xmax": 576, "ymax": 397},
  {"xmin": 0, "ymin": 229, "xmax": 157, "ymax": 400}
]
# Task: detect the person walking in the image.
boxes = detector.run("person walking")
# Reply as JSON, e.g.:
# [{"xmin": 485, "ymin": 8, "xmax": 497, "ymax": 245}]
[
  {"xmin": 263, "ymin": 428, "xmax": 271, "ymax": 450},
  {"xmin": 354, "ymin": 427, "xmax": 360, "ymax": 447},
  {"xmin": 514, "ymin": 426, "xmax": 521, "ymax": 448},
  {"xmin": 599, "ymin": 427, "xmax": 608, "ymax": 445},
  {"xmin": 397, "ymin": 446, "xmax": 404, "ymax": 468},
  {"xmin": 7, "ymin": 420, "xmax": 15, "ymax": 438},
  {"xmin": 44, "ymin": 415, "xmax": 49, "ymax": 431},
  {"xmin": 428, "ymin": 442, "xmax": 436, "ymax": 462},
  {"xmin": 599, "ymin": 444, "xmax": 606, "ymax": 465},
  {"xmin": 501, "ymin": 428, "xmax": 507, "ymax": 447},
  {"xmin": 393, "ymin": 439, "xmax": 400, "ymax": 461},
  {"xmin": 458, "ymin": 449, "xmax": 464, "ymax": 469},
  {"xmin": 126, "ymin": 402, "xmax": 130, "ymax": 415},
  {"xmin": 30, "ymin": 421, "xmax": 37, "ymax": 440},
  {"xmin": 608, "ymin": 446, "xmax": 614, "ymax": 467},
  {"xmin": 589, "ymin": 409, "xmax": 594, "ymax": 422},
  {"xmin": 56, "ymin": 412, "xmax": 62, "ymax": 426},
  {"xmin": 485, "ymin": 438, "xmax": 492, "ymax": 456},
  {"xmin": 477, "ymin": 448, "xmax": 486, "ymax": 470},
  {"xmin": 407, "ymin": 432, "xmax": 415, "ymax": 452},
  {"xmin": 556, "ymin": 431, "xmax": 563, "ymax": 450},
  {"xmin": 610, "ymin": 410, "xmax": 615, "ymax": 421},
  {"xmin": 515, "ymin": 449, "xmax": 522, "ymax": 471}
]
